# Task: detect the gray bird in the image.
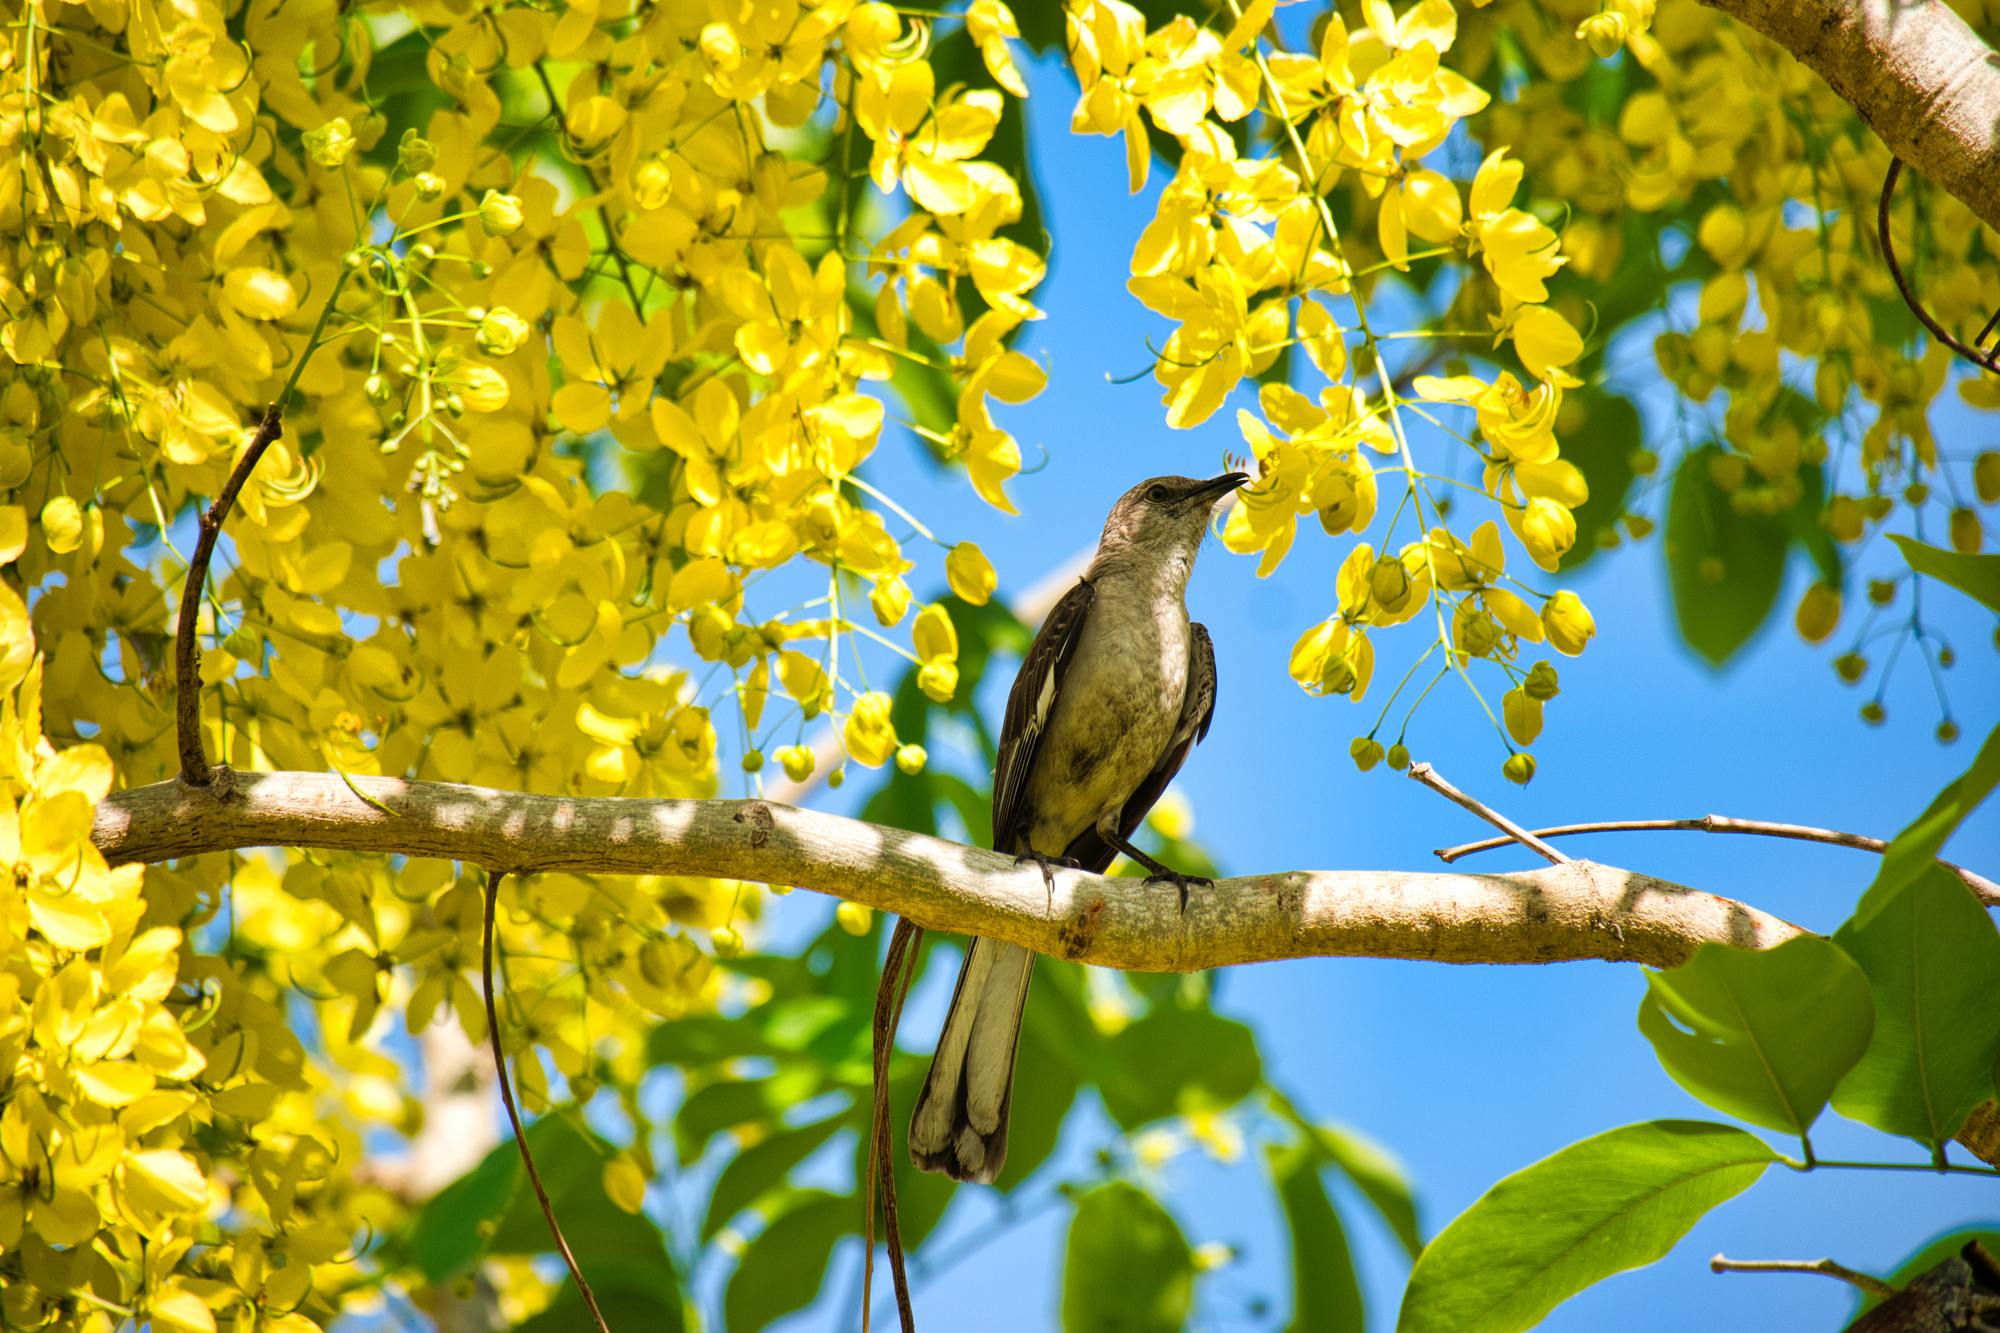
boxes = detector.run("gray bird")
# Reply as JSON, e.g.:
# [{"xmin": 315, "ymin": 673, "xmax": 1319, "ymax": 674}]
[{"xmin": 909, "ymin": 472, "xmax": 1247, "ymax": 1183}]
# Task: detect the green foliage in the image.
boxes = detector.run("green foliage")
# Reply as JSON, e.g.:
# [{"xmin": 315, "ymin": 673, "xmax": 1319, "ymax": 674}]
[
  {"xmin": 1267, "ymin": 1140, "xmax": 1365, "ymax": 1333},
  {"xmin": 1061, "ymin": 1182, "xmax": 1197, "ymax": 1333},
  {"xmin": 1097, "ymin": 1004, "xmax": 1263, "ymax": 1129},
  {"xmin": 1665, "ymin": 445, "xmax": 1823, "ymax": 665},
  {"xmin": 406, "ymin": 1115, "xmax": 685, "ymax": 1331},
  {"xmin": 1637, "ymin": 937, "xmax": 1873, "ymax": 1139},
  {"xmin": 1858, "ymin": 720, "xmax": 2000, "ymax": 923},
  {"xmin": 1889, "ymin": 535, "xmax": 2000, "ymax": 614},
  {"xmin": 1397, "ymin": 1121, "xmax": 1777, "ymax": 1333},
  {"xmin": 1832, "ymin": 868, "xmax": 2000, "ymax": 1153},
  {"xmin": 724, "ymin": 1190, "xmax": 854, "ymax": 1333}
]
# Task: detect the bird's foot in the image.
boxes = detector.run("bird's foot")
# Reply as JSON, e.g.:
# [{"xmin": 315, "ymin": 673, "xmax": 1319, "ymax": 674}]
[
  {"xmin": 1015, "ymin": 849, "xmax": 1083, "ymax": 898},
  {"xmin": 1144, "ymin": 868, "xmax": 1213, "ymax": 916}
]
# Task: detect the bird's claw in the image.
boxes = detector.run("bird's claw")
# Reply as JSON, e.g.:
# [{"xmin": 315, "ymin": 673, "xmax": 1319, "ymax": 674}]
[
  {"xmin": 1015, "ymin": 850, "xmax": 1082, "ymax": 897},
  {"xmin": 1144, "ymin": 870, "xmax": 1212, "ymax": 915}
]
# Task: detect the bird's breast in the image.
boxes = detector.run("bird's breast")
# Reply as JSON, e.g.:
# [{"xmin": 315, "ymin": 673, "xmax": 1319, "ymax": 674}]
[{"xmin": 1021, "ymin": 595, "xmax": 1188, "ymax": 852}]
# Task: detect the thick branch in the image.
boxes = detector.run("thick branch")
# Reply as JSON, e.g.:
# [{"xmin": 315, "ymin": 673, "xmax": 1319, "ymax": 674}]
[
  {"xmin": 93, "ymin": 769, "xmax": 1801, "ymax": 972},
  {"xmin": 1701, "ymin": 0, "xmax": 2000, "ymax": 233}
]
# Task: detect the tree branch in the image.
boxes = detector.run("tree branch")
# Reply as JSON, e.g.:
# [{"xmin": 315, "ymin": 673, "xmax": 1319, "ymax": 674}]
[
  {"xmin": 1435, "ymin": 814, "xmax": 2000, "ymax": 908},
  {"xmin": 1699, "ymin": 0, "xmax": 2000, "ymax": 233},
  {"xmin": 93, "ymin": 769, "xmax": 1802, "ymax": 972},
  {"xmin": 175, "ymin": 402, "xmax": 285, "ymax": 785}
]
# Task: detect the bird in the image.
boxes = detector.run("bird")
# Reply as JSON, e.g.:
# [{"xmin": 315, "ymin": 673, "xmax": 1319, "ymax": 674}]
[{"xmin": 908, "ymin": 471, "xmax": 1247, "ymax": 1184}]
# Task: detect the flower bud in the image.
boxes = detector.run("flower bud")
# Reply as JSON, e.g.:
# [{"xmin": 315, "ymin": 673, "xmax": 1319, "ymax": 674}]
[
  {"xmin": 1370, "ymin": 557, "xmax": 1411, "ymax": 613},
  {"xmin": 476, "ymin": 307, "xmax": 531, "ymax": 357},
  {"xmin": 946, "ymin": 541, "xmax": 997, "ymax": 606},
  {"xmin": 1976, "ymin": 452, "xmax": 2000, "ymax": 504},
  {"xmin": 836, "ymin": 901, "xmax": 874, "ymax": 935},
  {"xmin": 1518, "ymin": 498, "xmax": 1577, "ymax": 568},
  {"xmin": 304, "ymin": 116, "xmax": 357, "ymax": 167},
  {"xmin": 688, "ymin": 604, "xmax": 732, "ymax": 660},
  {"xmin": 1824, "ymin": 495, "xmax": 1864, "ymax": 543},
  {"xmin": 1523, "ymin": 660, "xmax": 1560, "ymax": 701},
  {"xmin": 1938, "ymin": 720, "xmax": 1961, "ymax": 744},
  {"xmin": 1386, "ymin": 742, "xmax": 1410, "ymax": 771},
  {"xmin": 1793, "ymin": 583, "xmax": 1840, "ymax": 644},
  {"xmin": 1867, "ymin": 579, "xmax": 1895, "ymax": 606},
  {"xmin": 870, "ymin": 575, "xmax": 911, "ymax": 627},
  {"xmin": 397, "ymin": 129, "xmax": 438, "ymax": 174},
  {"xmin": 1576, "ymin": 10, "xmax": 1626, "ymax": 58},
  {"xmin": 1349, "ymin": 737, "xmax": 1384, "ymax": 772},
  {"xmin": 1541, "ymin": 590, "xmax": 1595, "ymax": 656},
  {"xmin": 1859, "ymin": 701, "xmax": 1885, "ymax": 726},
  {"xmin": 41, "ymin": 495, "xmax": 82, "ymax": 555},
  {"xmin": 1502, "ymin": 752, "xmax": 1537, "ymax": 786},
  {"xmin": 1453, "ymin": 605, "xmax": 1501, "ymax": 659},
  {"xmin": 917, "ymin": 660, "xmax": 957, "ymax": 703},
  {"xmin": 479, "ymin": 189, "xmax": 525, "ymax": 236},
  {"xmin": 774, "ymin": 744, "xmax": 814, "ymax": 782},
  {"xmin": 895, "ymin": 743, "xmax": 928, "ymax": 775},
  {"xmin": 1833, "ymin": 652, "xmax": 1866, "ymax": 683},
  {"xmin": 1950, "ymin": 508, "xmax": 1982, "ymax": 555},
  {"xmin": 413, "ymin": 171, "xmax": 447, "ymax": 201},
  {"xmin": 711, "ymin": 926, "xmax": 744, "ymax": 958},
  {"xmin": 740, "ymin": 749, "xmax": 764, "ymax": 773}
]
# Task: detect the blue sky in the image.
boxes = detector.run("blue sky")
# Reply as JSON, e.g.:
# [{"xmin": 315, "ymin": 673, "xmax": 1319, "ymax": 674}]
[{"xmin": 767, "ymin": 43, "xmax": 2000, "ymax": 1333}]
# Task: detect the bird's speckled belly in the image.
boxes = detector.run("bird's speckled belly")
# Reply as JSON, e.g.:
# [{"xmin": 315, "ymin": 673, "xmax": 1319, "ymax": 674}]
[{"xmin": 1021, "ymin": 607, "xmax": 1187, "ymax": 855}]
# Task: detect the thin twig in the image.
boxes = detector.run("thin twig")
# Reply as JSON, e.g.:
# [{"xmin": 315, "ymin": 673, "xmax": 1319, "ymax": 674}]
[
  {"xmin": 175, "ymin": 401, "xmax": 284, "ymax": 784},
  {"xmin": 865, "ymin": 918, "xmax": 923, "ymax": 1333},
  {"xmin": 1435, "ymin": 815, "xmax": 2000, "ymax": 907},
  {"xmin": 1407, "ymin": 763, "xmax": 1570, "ymax": 865},
  {"xmin": 1879, "ymin": 158, "xmax": 2000, "ymax": 372},
  {"xmin": 482, "ymin": 870, "xmax": 611, "ymax": 1333},
  {"xmin": 1709, "ymin": 1254, "xmax": 1897, "ymax": 1298}
]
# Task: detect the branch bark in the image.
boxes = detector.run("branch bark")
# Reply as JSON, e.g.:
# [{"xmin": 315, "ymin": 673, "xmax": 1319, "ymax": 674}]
[
  {"xmin": 1700, "ymin": 0, "xmax": 2000, "ymax": 233},
  {"xmin": 95, "ymin": 769, "xmax": 1802, "ymax": 972}
]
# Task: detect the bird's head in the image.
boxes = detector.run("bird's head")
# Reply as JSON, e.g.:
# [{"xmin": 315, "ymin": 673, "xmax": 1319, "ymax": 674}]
[{"xmin": 1096, "ymin": 472, "xmax": 1250, "ymax": 575}]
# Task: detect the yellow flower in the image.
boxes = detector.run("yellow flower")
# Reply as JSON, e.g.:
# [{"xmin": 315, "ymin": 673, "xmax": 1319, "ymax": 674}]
[
  {"xmin": 1469, "ymin": 149, "xmax": 1565, "ymax": 304},
  {"xmin": 843, "ymin": 691, "xmax": 899, "ymax": 767},
  {"xmin": 1542, "ymin": 591, "xmax": 1596, "ymax": 655},
  {"xmin": 946, "ymin": 542, "xmax": 997, "ymax": 605}
]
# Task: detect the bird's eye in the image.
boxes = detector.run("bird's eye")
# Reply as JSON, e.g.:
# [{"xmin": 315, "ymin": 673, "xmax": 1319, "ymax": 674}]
[{"xmin": 1146, "ymin": 484, "xmax": 1169, "ymax": 503}]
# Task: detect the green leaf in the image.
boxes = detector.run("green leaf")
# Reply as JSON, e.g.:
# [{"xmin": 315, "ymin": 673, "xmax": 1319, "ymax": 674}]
[
  {"xmin": 1890, "ymin": 534, "xmax": 2000, "ymax": 614},
  {"xmin": 1061, "ymin": 1182, "xmax": 1196, "ymax": 1333},
  {"xmin": 702, "ymin": 1114, "xmax": 845, "ymax": 1240},
  {"xmin": 1664, "ymin": 446, "xmax": 1795, "ymax": 665},
  {"xmin": 1856, "ymin": 721, "xmax": 2000, "ymax": 925},
  {"xmin": 1269, "ymin": 1087, "xmax": 1422, "ymax": 1259},
  {"xmin": 515, "ymin": 1264, "xmax": 687, "ymax": 1333},
  {"xmin": 1396, "ymin": 1121, "xmax": 1777, "ymax": 1333},
  {"xmin": 723, "ymin": 1190, "xmax": 853, "ymax": 1333},
  {"xmin": 406, "ymin": 1127, "xmax": 526, "ymax": 1281},
  {"xmin": 675, "ymin": 1065, "xmax": 825, "ymax": 1162},
  {"xmin": 1267, "ymin": 1141, "xmax": 1364, "ymax": 1333},
  {"xmin": 1637, "ymin": 937, "xmax": 1874, "ymax": 1137},
  {"xmin": 1833, "ymin": 867, "xmax": 2000, "ymax": 1151},
  {"xmin": 1558, "ymin": 392, "xmax": 1639, "ymax": 571},
  {"xmin": 1097, "ymin": 1005, "xmax": 1262, "ymax": 1129}
]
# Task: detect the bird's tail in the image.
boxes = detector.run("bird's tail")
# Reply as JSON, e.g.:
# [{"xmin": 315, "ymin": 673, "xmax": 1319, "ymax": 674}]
[{"xmin": 908, "ymin": 936, "xmax": 1036, "ymax": 1183}]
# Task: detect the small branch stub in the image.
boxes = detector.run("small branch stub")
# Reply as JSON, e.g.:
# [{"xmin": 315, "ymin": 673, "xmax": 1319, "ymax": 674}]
[{"xmin": 175, "ymin": 402, "xmax": 286, "ymax": 786}]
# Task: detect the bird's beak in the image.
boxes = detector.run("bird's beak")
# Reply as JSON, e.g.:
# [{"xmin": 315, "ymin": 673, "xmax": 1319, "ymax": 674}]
[{"xmin": 1197, "ymin": 472, "xmax": 1251, "ymax": 505}]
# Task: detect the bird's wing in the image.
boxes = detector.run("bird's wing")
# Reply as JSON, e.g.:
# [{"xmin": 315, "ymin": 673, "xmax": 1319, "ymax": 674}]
[
  {"xmin": 1064, "ymin": 620, "xmax": 1218, "ymax": 870},
  {"xmin": 990, "ymin": 577, "xmax": 1096, "ymax": 853}
]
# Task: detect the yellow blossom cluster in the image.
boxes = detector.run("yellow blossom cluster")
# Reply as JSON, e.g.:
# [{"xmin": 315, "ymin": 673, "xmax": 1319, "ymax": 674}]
[
  {"xmin": 2, "ymin": 0, "xmax": 1044, "ymax": 1320},
  {"xmin": 1068, "ymin": 0, "xmax": 1596, "ymax": 777},
  {"xmin": 1466, "ymin": 0, "xmax": 2000, "ymax": 722}
]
